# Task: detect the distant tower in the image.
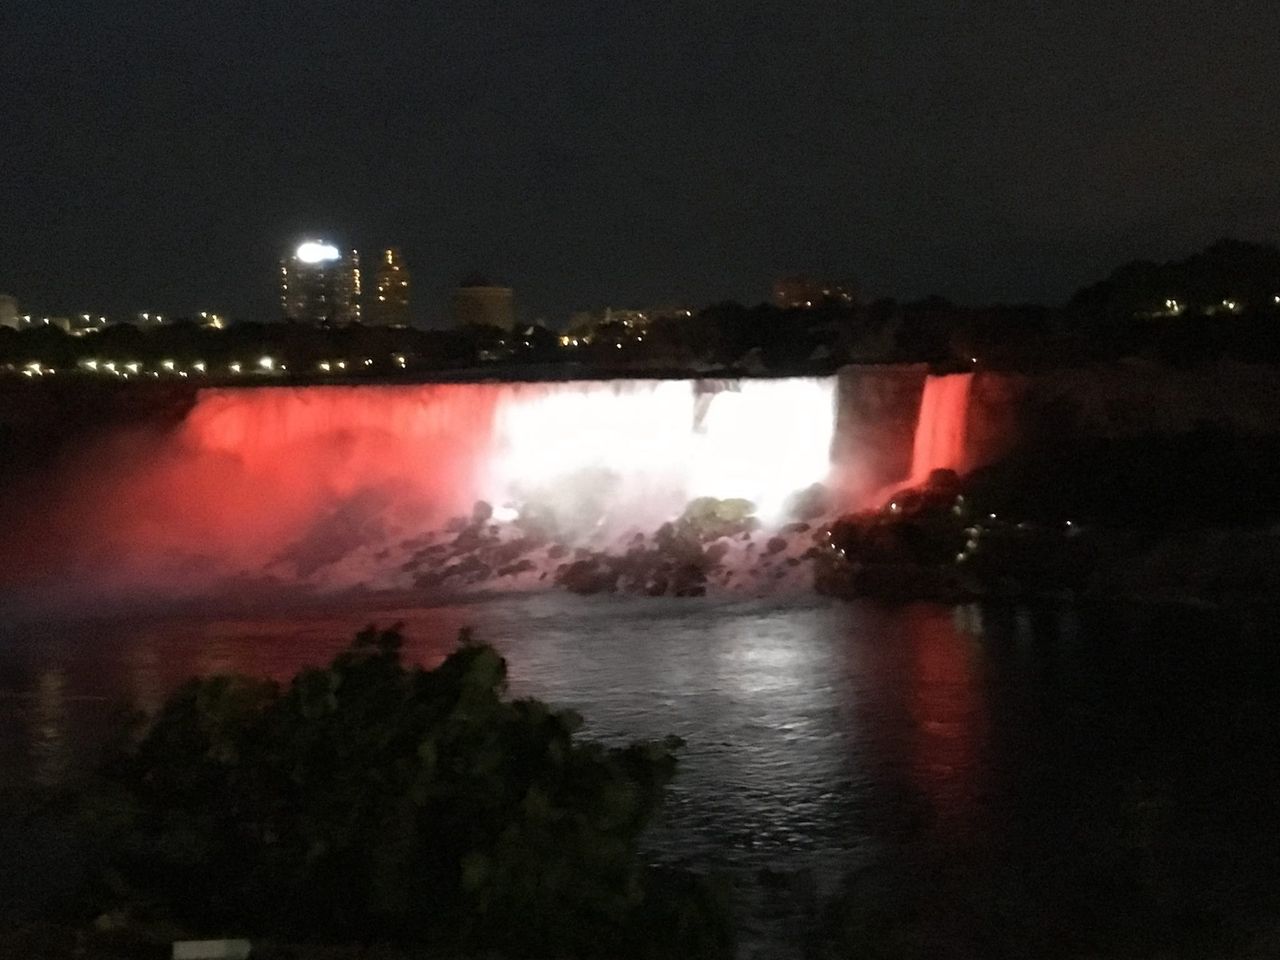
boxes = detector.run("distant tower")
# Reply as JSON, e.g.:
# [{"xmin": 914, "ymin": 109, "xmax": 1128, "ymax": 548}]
[
  {"xmin": 450, "ymin": 275, "xmax": 515, "ymax": 329},
  {"xmin": 279, "ymin": 241, "xmax": 362, "ymax": 325},
  {"xmin": 371, "ymin": 247, "xmax": 410, "ymax": 326}
]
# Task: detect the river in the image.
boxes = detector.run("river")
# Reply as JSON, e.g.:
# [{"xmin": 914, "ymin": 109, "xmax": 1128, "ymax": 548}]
[{"xmin": 4, "ymin": 593, "xmax": 1280, "ymax": 956}]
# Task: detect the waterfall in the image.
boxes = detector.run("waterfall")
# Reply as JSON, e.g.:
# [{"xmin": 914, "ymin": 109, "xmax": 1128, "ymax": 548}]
[
  {"xmin": 486, "ymin": 378, "xmax": 835, "ymax": 528},
  {"xmin": 908, "ymin": 373, "xmax": 973, "ymax": 483},
  {"xmin": 183, "ymin": 377, "xmax": 837, "ymax": 526},
  {"xmin": 11, "ymin": 377, "xmax": 839, "ymax": 597}
]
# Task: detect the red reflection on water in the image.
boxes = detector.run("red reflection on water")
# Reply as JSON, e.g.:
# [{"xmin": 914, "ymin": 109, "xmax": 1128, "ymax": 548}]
[
  {"xmin": 112, "ymin": 608, "xmax": 478, "ymax": 699},
  {"xmin": 900, "ymin": 605, "xmax": 986, "ymax": 818}
]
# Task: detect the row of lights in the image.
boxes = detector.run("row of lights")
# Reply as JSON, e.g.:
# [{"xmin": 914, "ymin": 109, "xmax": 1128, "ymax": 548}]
[
  {"xmin": 12, "ymin": 354, "xmax": 417, "ymax": 380},
  {"xmin": 556, "ymin": 333, "xmax": 647, "ymax": 348},
  {"xmin": 1161, "ymin": 297, "xmax": 1280, "ymax": 315},
  {"xmin": 77, "ymin": 358, "xmax": 217, "ymax": 379},
  {"xmin": 12, "ymin": 312, "xmax": 225, "ymax": 330},
  {"xmin": 315, "ymin": 356, "xmax": 406, "ymax": 373}
]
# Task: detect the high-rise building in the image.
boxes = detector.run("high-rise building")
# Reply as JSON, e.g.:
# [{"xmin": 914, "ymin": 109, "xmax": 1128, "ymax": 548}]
[
  {"xmin": 280, "ymin": 241, "xmax": 362, "ymax": 324},
  {"xmin": 451, "ymin": 276, "xmax": 515, "ymax": 329},
  {"xmin": 0, "ymin": 294, "xmax": 18, "ymax": 330},
  {"xmin": 371, "ymin": 247, "xmax": 410, "ymax": 327}
]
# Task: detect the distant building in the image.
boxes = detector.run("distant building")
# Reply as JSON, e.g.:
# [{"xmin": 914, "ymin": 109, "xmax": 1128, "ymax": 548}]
[
  {"xmin": 772, "ymin": 275, "xmax": 858, "ymax": 310},
  {"xmin": 566, "ymin": 305, "xmax": 691, "ymax": 334},
  {"xmin": 601, "ymin": 307, "xmax": 649, "ymax": 328},
  {"xmin": 0, "ymin": 295, "xmax": 18, "ymax": 329},
  {"xmin": 280, "ymin": 241, "xmax": 362, "ymax": 324},
  {"xmin": 371, "ymin": 248, "xmax": 410, "ymax": 327},
  {"xmin": 451, "ymin": 276, "xmax": 514, "ymax": 329}
]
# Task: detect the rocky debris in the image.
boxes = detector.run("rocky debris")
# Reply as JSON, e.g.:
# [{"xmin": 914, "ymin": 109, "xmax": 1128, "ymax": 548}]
[
  {"xmin": 814, "ymin": 470, "xmax": 1118, "ymax": 602},
  {"xmin": 676, "ymin": 497, "xmax": 759, "ymax": 542},
  {"xmin": 401, "ymin": 463, "xmax": 1280, "ymax": 604},
  {"xmin": 671, "ymin": 563, "xmax": 707, "ymax": 596},
  {"xmin": 452, "ymin": 525, "xmax": 486, "ymax": 552},
  {"xmin": 557, "ymin": 558, "xmax": 618, "ymax": 595},
  {"xmin": 497, "ymin": 558, "xmax": 537, "ymax": 578},
  {"xmin": 785, "ymin": 483, "xmax": 830, "ymax": 521},
  {"xmin": 399, "ymin": 494, "xmax": 838, "ymax": 599},
  {"xmin": 416, "ymin": 553, "xmax": 494, "ymax": 588}
]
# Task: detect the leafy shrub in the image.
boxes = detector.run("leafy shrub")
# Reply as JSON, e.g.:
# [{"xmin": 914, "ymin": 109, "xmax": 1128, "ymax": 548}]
[{"xmin": 94, "ymin": 627, "xmax": 731, "ymax": 958}]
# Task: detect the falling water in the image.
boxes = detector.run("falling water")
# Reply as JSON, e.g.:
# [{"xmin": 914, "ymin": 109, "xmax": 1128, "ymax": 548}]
[
  {"xmin": 908, "ymin": 373, "xmax": 973, "ymax": 483},
  {"xmin": 6, "ymin": 377, "xmax": 838, "ymax": 600}
]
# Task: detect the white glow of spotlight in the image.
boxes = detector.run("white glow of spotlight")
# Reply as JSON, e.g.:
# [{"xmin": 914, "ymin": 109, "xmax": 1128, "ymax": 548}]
[
  {"xmin": 488, "ymin": 378, "xmax": 836, "ymax": 528},
  {"xmin": 295, "ymin": 242, "xmax": 341, "ymax": 264},
  {"xmin": 687, "ymin": 379, "xmax": 835, "ymax": 522}
]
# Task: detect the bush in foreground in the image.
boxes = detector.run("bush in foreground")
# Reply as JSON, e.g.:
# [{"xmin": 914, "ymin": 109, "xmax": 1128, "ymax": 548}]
[{"xmin": 89, "ymin": 627, "xmax": 732, "ymax": 958}]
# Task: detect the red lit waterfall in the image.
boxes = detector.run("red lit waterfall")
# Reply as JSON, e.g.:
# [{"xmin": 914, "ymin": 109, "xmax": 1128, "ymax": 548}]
[{"xmin": 908, "ymin": 373, "xmax": 973, "ymax": 483}]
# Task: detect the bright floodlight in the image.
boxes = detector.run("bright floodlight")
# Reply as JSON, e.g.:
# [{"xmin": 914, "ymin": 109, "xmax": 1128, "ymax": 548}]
[{"xmin": 295, "ymin": 241, "xmax": 341, "ymax": 264}]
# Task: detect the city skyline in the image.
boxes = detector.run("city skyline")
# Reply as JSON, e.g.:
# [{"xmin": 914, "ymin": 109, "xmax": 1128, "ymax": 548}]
[{"xmin": 5, "ymin": 2, "xmax": 1280, "ymax": 323}]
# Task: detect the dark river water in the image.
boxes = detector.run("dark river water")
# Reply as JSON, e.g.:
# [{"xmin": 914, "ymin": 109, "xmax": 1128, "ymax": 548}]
[{"xmin": 4, "ymin": 593, "xmax": 1280, "ymax": 957}]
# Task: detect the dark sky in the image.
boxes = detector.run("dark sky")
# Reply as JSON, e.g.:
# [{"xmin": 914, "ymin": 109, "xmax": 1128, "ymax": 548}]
[{"xmin": 3, "ymin": 0, "xmax": 1277, "ymax": 326}]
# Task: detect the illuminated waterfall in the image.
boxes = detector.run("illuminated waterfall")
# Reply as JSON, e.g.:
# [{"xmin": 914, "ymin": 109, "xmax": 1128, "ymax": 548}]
[
  {"xmin": 185, "ymin": 378, "xmax": 837, "ymax": 526},
  {"xmin": 487, "ymin": 378, "xmax": 836, "ymax": 528},
  {"xmin": 11, "ymin": 377, "xmax": 838, "ymax": 597},
  {"xmin": 908, "ymin": 373, "xmax": 973, "ymax": 482}
]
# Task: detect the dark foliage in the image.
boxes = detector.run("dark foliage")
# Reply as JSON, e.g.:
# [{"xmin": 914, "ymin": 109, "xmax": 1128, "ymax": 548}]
[
  {"xmin": 91, "ymin": 628, "xmax": 732, "ymax": 958},
  {"xmin": 1070, "ymin": 239, "xmax": 1280, "ymax": 320},
  {"xmin": 968, "ymin": 425, "xmax": 1280, "ymax": 526}
]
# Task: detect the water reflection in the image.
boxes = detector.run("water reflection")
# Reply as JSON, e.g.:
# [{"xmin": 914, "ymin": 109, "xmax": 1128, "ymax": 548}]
[
  {"xmin": 901, "ymin": 606, "xmax": 985, "ymax": 821},
  {"xmin": 2, "ymin": 595, "xmax": 1279, "ymax": 891},
  {"xmin": 124, "ymin": 638, "xmax": 164, "ymax": 718},
  {"xmin": 30, "ymin": 668, "xmax": 69, "ymax": 787}
]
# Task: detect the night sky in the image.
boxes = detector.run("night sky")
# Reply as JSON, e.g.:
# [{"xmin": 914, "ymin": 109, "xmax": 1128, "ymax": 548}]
[{"xmin": 3, "ymin": 0, "xmax": 1277, "ymax": 326}]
